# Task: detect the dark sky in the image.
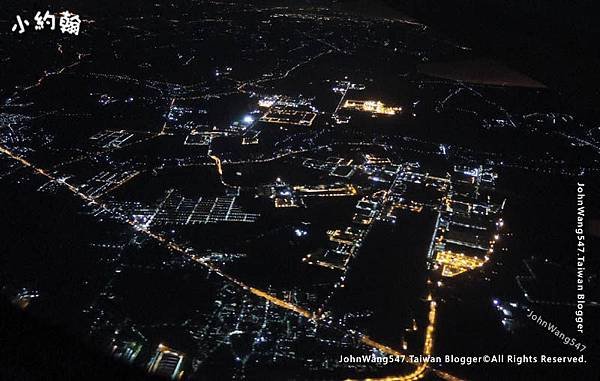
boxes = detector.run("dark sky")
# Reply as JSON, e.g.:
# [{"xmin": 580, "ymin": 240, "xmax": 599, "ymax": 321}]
[
  {"xmin": 373, "ymin": 0, "xmax": 599, "ymax": 116},
  {"xmin": 3, "ymin": 0, "xmax": 597, "ymax": 114}
]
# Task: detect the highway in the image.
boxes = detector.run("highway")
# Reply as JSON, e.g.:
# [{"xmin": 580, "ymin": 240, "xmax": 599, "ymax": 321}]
[
  {"xmin": 0, "ymin": 143, "xmax": 462, "ymax": 381},
  {"xmin": 350, "ymin": 298, "xmax": 443, "ymax": 381}
]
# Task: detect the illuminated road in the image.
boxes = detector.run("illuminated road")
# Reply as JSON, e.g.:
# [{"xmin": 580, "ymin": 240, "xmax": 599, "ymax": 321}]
[
  {"xmin": 0, "ymin": 144, "xmax": 462, "ymax": 381},
  {"xmin": 209, "ymin": 154, "xmax": 223, "ymax": 176},
  {"xmin": 99, "ymin": 170, "xmax": 140, "ymax": 198},
  {"xmin": 350, "ymin": 298, "xmax": 443, "ymax": 381},
  {"xmin": 0, "ymin": 144, "xmax": 321, "ymax": 325},
  {"xmin": 249, "ymin": 287, "xmax": 314, "ymax": 320},
  {"xmin": 159, "ymin": 97, "xmax": 177, "ymax": 135}
]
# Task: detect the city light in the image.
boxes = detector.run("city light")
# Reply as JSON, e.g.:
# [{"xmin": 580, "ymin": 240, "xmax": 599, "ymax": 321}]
[{"xmin": 342, "ymin": 99, "xmax": 402, "ymax": 115}]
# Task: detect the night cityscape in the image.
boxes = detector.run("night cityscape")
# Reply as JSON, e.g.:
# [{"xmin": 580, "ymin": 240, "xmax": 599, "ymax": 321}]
[{"xmin": 1, "ymin": 1, "xmax": 599, "ymax": 380}]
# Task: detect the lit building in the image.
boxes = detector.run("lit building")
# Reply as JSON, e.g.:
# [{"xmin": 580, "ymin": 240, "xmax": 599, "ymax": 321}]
[
  {"xmin": 148, "ymin": 344, "xmax": 185, "ymax": 380},
  {"xmin": 435, "ymin": 250, "xmax": 486, "ymax": 277},
  {"xmin": 342, "ymin": 100, "xmax": 402, "ymax": 115}
]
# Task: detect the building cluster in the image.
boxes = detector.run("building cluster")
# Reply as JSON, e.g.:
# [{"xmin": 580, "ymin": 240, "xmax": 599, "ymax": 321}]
[
  {"xmin": 430, "ymin": 166, "xmax": 504, "ymax": 277},
  {"xmin": 342, "ymin": 100, "xmax": 402, "ymax": 115},
  {"xmin": 258, "ymin": 95, "xmax": 318, "ymax": 127},
  {"xmin": 109, "ymin": 189, "xmax": 260, "ymax": 225}
]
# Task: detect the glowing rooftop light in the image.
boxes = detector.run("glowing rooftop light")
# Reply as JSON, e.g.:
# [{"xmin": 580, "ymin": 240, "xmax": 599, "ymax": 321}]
[
  {"xmin": 242, "ymin": 115, "xmax": 254, "ymax": 124},
  {"xmin": 294, "ymin": 228, "xmax": 307, "ymax": 237}
]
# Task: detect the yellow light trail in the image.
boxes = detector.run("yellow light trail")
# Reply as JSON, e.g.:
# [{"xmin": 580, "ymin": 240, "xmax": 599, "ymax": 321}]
[
  {"xmin": 209, "ymin": 154, "xmax": 223, "ymax": 176},
  {"xmin": 249, "ymin": 287, "xmax": 314, "ymax": 320},
  {"xmin": 0, "ymin": 143, "xmax": 317, "ymax": 324},
  {"xmin": 359, "ymin": 336, "xmax": 403, "ymax": 357},
  {"xmin": 0, "ymin": 144, "xmax": 462, "ymax": 381},
  {"xmin": 347, "ymin": 298, "xmax": 456, "ymax": 381}
]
